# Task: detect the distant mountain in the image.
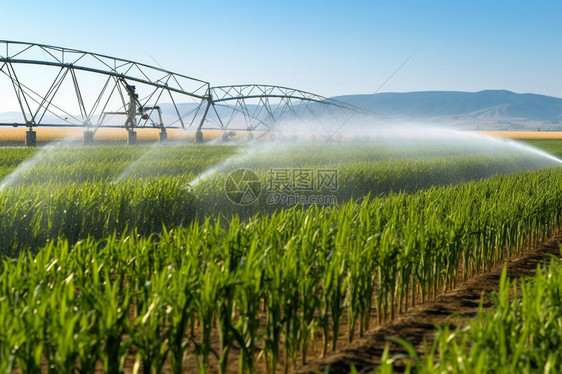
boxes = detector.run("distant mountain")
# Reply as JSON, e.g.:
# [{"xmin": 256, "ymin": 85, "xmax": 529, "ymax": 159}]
[
  {"xmin": 332, "ymin": 90, "xmax": 562, "ymax": 130},
  {"xmin": 2, "ymin": 90, "xmax": 561, "ymax": 131}
]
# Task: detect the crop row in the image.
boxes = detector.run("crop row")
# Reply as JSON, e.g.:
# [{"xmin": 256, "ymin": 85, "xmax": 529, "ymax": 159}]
[
  {"xmin": 382, "ymin": 258, "xmax": 562, "ymax": 373},
  {"xmin": 0, "ymin": 145, "xmax": 235, "ymax": 184},
  {"xmin": 0, "ymin": 144, "xmax": 553, "ymax": 254},
  {"xmin": 192, "ymin": 152, "xmax": 559, "ymax": 218},
  {"xmin": 0, "ymin": 179, "xmax": 197, "ymax": 255},
  {"xmin": 1, "ymin": 168, "xmax": 561, "ymax": 372}
]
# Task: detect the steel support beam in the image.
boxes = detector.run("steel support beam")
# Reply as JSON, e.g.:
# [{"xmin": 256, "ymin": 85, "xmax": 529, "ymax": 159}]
[{"xmin": 0, "ymin": 41, "xmax": 377, "ymax": 140}]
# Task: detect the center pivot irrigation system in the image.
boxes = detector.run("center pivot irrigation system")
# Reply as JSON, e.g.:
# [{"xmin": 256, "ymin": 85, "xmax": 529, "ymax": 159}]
[{"xmin": 0, "ymin": 41, "xmax": 375, "ymax": 145}]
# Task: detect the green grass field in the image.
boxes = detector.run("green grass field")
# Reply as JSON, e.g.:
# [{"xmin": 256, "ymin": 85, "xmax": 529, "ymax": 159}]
[
  {"xmin": 0, "ymin": 138, "xmax": 562, "ymax": 372},
  {"xmin": 523, "ymin": 139, "xmax": 562, "ymax": 157}
]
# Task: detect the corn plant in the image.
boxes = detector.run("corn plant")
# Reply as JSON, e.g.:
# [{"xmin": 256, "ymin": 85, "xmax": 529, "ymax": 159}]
[{"xmin": 0, "ymin": 144, "xmax": 562, "ymax": 374}]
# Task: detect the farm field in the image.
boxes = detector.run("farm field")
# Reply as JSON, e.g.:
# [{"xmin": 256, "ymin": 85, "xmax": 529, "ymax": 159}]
[
  {"xmin": 2, "ymin": 128, "xmax": 562, "ymax": 146},
  {"xmin": 0, "ymin": 128, "xmax": 225, "ymax": 145},
  {"xmin": 0, "ymin": 135, "xmax": 562, "ymax": 372}
]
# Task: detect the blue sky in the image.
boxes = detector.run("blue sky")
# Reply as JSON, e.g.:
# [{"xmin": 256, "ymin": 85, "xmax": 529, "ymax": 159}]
[{"xmin": 2, "ymin": 0, "xmax": 562, "ymax": 98}]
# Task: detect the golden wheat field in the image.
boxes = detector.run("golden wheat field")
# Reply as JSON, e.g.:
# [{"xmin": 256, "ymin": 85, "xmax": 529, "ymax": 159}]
[
  {"xmin": 480, "ymin": 131, "xmax": 562, "ymax": 139},
  {"xmin": 0, "ymin": 128, "xmax": 561, "ymax": 144},
  {"xmin": 0, "ymin": 128, "xmax": 226, "ymax": 143}
]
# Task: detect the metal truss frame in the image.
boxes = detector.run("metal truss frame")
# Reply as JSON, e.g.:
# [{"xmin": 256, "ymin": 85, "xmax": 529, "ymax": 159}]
[
  {"xmin": 199, "ymin": 84, "xmax": 378, "ymax": 133},
  {"xmin": 0, "ymin": 40, "xmax": 210, "ymax": 132},
  {"xmin": 0, "ymin": 41, "xmax": 376, "ymax": 137}
]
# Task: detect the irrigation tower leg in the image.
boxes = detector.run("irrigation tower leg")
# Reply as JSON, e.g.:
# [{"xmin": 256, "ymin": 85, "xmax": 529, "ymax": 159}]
[
  {"xmin": 195, "ymin": 129, "xmax": 203, "ymax": 144},
  {"xmin": 220, "ymin": 132, "xmax": 229, "ymax": 143},
  {"xmin": 159, "ymin": 131, "xmax": 167, "ymax": 144},
  {"xmin": 127, "ymin": 131, "xmax": 137, "ymax": 145},
  {"xmin": 25, "ymin": 130, "xmax": 36, "ymax": 147},
  {"xmin": 83, "ymin": 130, "xmax": 94, "ymax": 146}
]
